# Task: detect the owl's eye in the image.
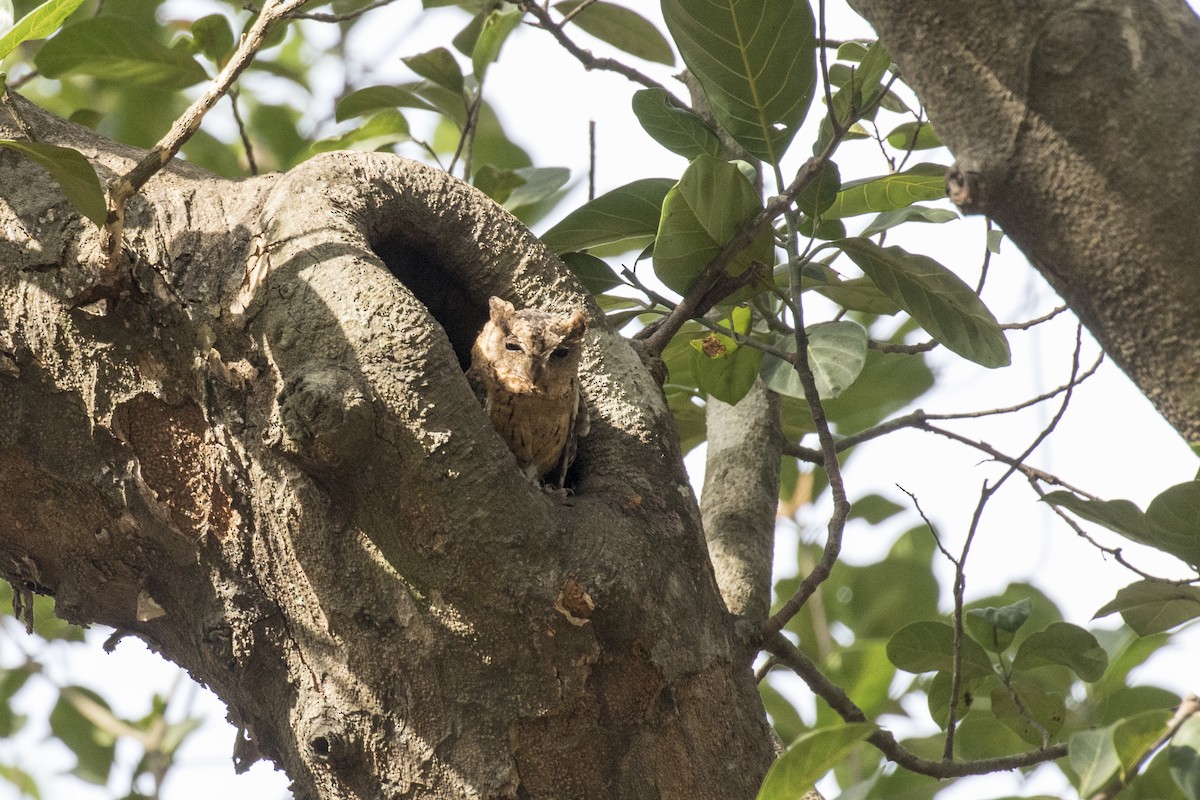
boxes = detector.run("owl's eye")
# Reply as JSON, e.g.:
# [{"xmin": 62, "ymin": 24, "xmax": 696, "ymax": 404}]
[
  {"xmin": 551, "ymin": 347, "xmax": 570, "ymax": 359},
  {"xmin": 505, "ymin": 341, "xmax": 523, "ymax": 352}
]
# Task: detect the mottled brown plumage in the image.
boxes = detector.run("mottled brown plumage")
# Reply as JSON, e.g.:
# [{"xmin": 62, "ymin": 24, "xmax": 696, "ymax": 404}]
[{"xmin": 467, "ymin": 297, "xmax": 589, "ymax": 490}]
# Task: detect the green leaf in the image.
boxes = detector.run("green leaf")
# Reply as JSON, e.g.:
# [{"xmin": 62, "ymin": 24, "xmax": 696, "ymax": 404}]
[
  {"xmin": 965, "ymin": 598, "xmax": 1031, "ymax": 653},
  {"xmin": 402, "ymin": 47, "xmax": 464, "ymax": 95},
  {"xmin": 987, "ymin": 229, "xmax": 1005, "ymax": 253},
  {"xmin": 1094, "ymin": 581, "xmax": 1200, "ymax": 636},
  {"xmin": 35, "ymin": 17, "xmax": 207, "ymax": 89},
  {"xmin": 689, "ymin": 331, "xmax": 764, "ymax": 405},
  {"xmin": 760, "ymin": 321, "xmax": 867, "ymax": 401},
  {"xmin": 811, "ymin": 276, "xmax": 901, "ymax": 316},
  {"xmin": 653, "ymin": 154, "xmax": 771, "ymax": 295},
  {"xmin": 541, "ymin": 178, "xmax": 675, "ymax": 253},
  {"xmin": 503, "ymin": 166, "xmax": 570, "ymax": 211},
  {"xmin": 1114, "ymin": 709, "xmax": 1173, "ymax": 778},
  {"xmin": 472, "ymin": 9, "xmax": 521, "ymax": 81},
  {"xmin": 191, "ymin": 13, "xmax": 234, "ymax": 64},
  {"xmin": 824, "ymin": 163, "xmax": 948, "ymax": 219},
  {"xmin": 631, "ymin": 88, "xmax": 723, "ymax": 160},
  {"xmin": 662, "ymin": 0, "xmax": 815, "ymax": 164},
  {"xmin": 1169, "ymin": 716, "xmax": 1200, "ymax": 800},
  {"xmin": 927, "ymin": 668, "xmax": 987, "ymax": 727},
  {"xmin": 311, "ymin": 110, "xmax": 409, "ymax": 154},
  {"xmin": 1012, "ymin": 622, "xmax": 1108, "ymax": 681},
  {"xmin": 885, "ymin": 121, "xmax": 942, "ymax": 150},
  {"xmin": 0, "ymin": 0, "xmax": 87, "ymax": 60},
  {"xmin": 796, "ymin": 160, "xmax": 841, "ymax": 218},
  {"xmin": 1071, "ymin": 724, "xmax": 1121, "ymax": 798},
  {"xmin": 50, "ymin": 687, "xmax": 117, "ymax": 785},
  {"xmin": 1045, "ymin": 486, "xmax": 1200, "ymax": 567},
  {"xmin": 756, "ymin": 723, "xmax": 875, "ymax": 800},
  {"xmin": 0, "ymin": 764, "xmax": 39, "ymax": 799},
  {"xmin": 859, "ymin": 205, "xmax": 957, "ymax": 238},
  {"xmin": 1146, "ymin": 481, "xmax": 1200, "ymax": 565},
  {"xmin": 555, "ymin": 0, "xmax": 673, "ymax": 65},
  {"xmin": 991, "ymin": 682, "xmax": 1065, "ymax": 745},
  {"xmin": 335, "ymin": 84, "xmax": 439, "ymax": 122},
  {"xmin": 0, "ymin": 139, "xmax": 105, "ymax": 226},
  {"xmin": 838, "ymin": 237, "xmax": 1011, "ymax": 368},
  {"xmin": 885, "ymin": 620, "xmax": 994, "ymax": 679},
  {"xmin": 559, "ymin": 252, "xmax": 622, "ymax": 294}
]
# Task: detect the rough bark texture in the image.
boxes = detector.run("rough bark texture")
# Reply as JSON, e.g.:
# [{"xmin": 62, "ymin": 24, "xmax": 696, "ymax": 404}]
[
  {"xmin": 849, "ymin": 0, "xmax": 1200, "ymax": 442},
  {"xmin": 701, "ymin": 380, "xmax": 782, "ymax": 622},
  {"xmin": 0, "ymin": 94, "xmax": 775, "ymax": 798}
]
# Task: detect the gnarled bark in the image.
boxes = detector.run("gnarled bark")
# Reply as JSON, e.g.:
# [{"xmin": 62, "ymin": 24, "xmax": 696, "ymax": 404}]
[
  {"xmin": 0, "ymin": 94, "xmax": 774, "ymax": 798},
  {"xmin": 850, "ymin": 0, "xmax": 1200, "ymax": 441}
]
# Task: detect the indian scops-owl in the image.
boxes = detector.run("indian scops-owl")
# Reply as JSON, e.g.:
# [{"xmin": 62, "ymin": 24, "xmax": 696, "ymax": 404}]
[{"xmin": 466, "ymin": 296, "xmax": 590, "ymax": 490}]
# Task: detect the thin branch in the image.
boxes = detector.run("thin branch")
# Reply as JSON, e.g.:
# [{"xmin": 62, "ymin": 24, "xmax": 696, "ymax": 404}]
[
  {"xmin": 781, "ymin": 347, "xmax": 1100, "ymax": 465},
  {"xmin": 763, "ymin": 633, "xmax": 1068, "ymax": 777},
  {"xmin": 242, "ymin": 0, "xmax": 396, "ymax": 23},
  {"xmin": 228, "ymin": 89, "xmax": 258, "ymax": 176},
  {"xmin": 943, "ymin": 325, "xmax": 1085, "ymax": 756},
  {"xmin": 102, "ymin": 0, "xmax": 310, "ymax": 271},
  {"xmin": 516, "ymin": 1, "xmax": 679, "ymax": 100},
  {"xmin": 869, "ymin": 305, "xmax": 1070, "ymax": 355}
]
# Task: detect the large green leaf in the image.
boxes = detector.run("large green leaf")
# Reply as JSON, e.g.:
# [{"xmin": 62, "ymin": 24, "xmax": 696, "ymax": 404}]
[
  {"xmin": 1094, "ymin": 581, "xmax": 1200, "ymax": 636},
  {"xmin": 1070, "ymin": 724, "xmax": 1121, "ymax": 798},
  {"xmin": 1012, "ymin": 622, "xmax": 1108, "ymax": 682},
  {"xmin": 472, "ymin": 9, "xmax": 521, "ymax": 80},
  {"xmin": 990, "ymin": 682, "xmax": 1065, "ymax": 745},
  {"xmin": 1114, "ymin": 709, "xmax": 1173, "ymax": 778},
  {"xmin": 35, "ymin": 17, "xmax": 207, "ymax": 89},
  {"xmin": 555, "ymin": 1, "xmax": 673, "ymax": 65},
  {"xmin": 0, "ymin": 0, "xmax": 86, "ymax": 59},
  {"xmin": 653, "ymin": 155, "xmax": 771, "ymax": 295},
  {"xmin": 335, "ymin": 84, "xmax": 441, "ymax": 122},
  {"xmin": 824, "ymin": 163, "xmax": 948, "ymax": 219},
  {"xmin": 885, "ymin": 620, "xmax": 994, "ymax": 680},
  {"xmin": 761, "ymin": 321, "xmax": 867, "ymax": 401},
  {"xmin": 837, "ymin": 237, "xmax": 1011, "ymax": 368},
  {"xmin": 1145, "ymin": 481, "xmax": 1200, "ymax": 566},
  {"xmin": 402, "ymin": 47, "xmax": 464, "ymax": 95},
  {"xmin": 756, "ymin": 722, "xmax": 875, "ymax": 800},
  {"xmin": 191, "ymin": 13, "xmax": 234, "ymax": 65},
  {"xmin": 1170, "ymin": 716, "xmax": 1200, "ymax": 800},
  {"xmin": 860, "ymin": 205, "xmax": 957, "ymax": 238},
  {"xmin": 310, "ymin": 110, "xmax": 409, "ymax": 153},
  {"xmin": 0, "ymin": 139, "xmax": 105, "ymax": 226},
  {"xmin": 50, "ymin": 687, "xmax": 117, "ymax": 785},
  {"xmin": 540, "ymin": 178, "xmax": 675, "ymax": 253},
  {"xmin": 631, "ymin": 88, "xmax": 722, "ymax": 160},
  {"xmin": 688, "ymin": 307, "xmax": 763, "ymax": 405},
  {"xmin": 662, "ymin": 0, "xmax": 815, "ymax": 164},
  {"xmin": 1044, "ymin": 484, "xmax": 1200, "ymax": 567}
]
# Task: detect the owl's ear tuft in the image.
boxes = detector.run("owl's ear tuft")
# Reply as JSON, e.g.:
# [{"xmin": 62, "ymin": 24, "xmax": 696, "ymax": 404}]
[
  {"xmin": 488, "ymin": 296, "xmax": 516, "ymax": 323},
  {"xmin": 559, "ymin": 309, "xmax": 587, "ymax": 339}
]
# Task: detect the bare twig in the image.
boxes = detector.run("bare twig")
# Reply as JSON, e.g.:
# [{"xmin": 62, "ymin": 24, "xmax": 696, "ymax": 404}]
[
  {"xmin": 516, "ymin": 1, "xmax": 678, "ymax": 100},
  {"xmin": 943, "ymin": 325, "xmax": 1085, "ymax": 756},
  {"xmin": 869, "ymin": 305, "xmax": 1071, "ymax": 355},
  {"xmin": 102, "ymin": 0, "xmax": 310, "ymax": 271},
  {"xmin": 242, "ymin": 0, "xmax": 395, "ymax": 23},
  {"xmin": 228, "ymin": 89, "xmax": 258, "ymax": 175}
]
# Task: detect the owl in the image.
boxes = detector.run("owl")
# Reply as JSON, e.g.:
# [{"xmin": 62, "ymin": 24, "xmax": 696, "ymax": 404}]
[{"xmin": 467, "ymin": 297, "xmax": 590, "ymax": 490}]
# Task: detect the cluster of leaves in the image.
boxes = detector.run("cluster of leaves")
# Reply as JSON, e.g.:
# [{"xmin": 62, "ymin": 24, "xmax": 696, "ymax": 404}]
[
  {"xmin": 4, "ymin": 0, "xmax": 1200, "ymax": 798},
  {"xmin": 0, "ymin": 584, "xmax": 203, "ymax": 799}
]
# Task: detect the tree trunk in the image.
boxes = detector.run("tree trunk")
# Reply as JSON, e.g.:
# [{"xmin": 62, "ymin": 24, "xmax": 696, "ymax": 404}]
[
  {"xmin": 0, "ymin": 94, "xmax": 775, "ymax": 798},
  {"xmin": 849, "ymin": 0, "xmax": 1200, "ymax": 441}
]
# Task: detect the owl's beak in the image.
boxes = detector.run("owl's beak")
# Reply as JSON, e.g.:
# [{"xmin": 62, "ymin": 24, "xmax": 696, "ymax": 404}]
[{"xmin": 514, "ymin": 363, "xmax": 543, "ymax": 395}]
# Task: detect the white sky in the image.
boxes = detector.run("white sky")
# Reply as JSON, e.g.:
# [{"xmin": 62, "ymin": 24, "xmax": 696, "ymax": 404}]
[{"xmin": 3, "ymin": 2, "xmax": 1199, "ymax": 799}]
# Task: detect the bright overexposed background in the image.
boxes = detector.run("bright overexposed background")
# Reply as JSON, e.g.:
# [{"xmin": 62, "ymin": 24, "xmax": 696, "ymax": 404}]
[{"xmin": 2, "ymin": 1, "xmax": 1197, "ymax": 798}]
